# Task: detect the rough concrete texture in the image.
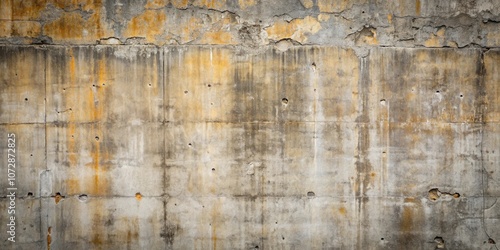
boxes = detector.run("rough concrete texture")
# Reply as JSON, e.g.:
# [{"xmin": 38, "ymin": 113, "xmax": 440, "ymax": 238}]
[{"xmin": 0, "ymin": 1, "xmax": 499, "ymax": 250}]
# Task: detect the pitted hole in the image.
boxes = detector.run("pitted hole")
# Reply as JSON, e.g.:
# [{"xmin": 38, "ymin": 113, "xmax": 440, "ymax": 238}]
[
  {"xmin": 102, "ymin": 83, "xmax": 105, "ymax": 86},
  {"xmin": 282, "ymin": 236, "xmax": 285, "ymax": 240},
  {"xmin": 207, "ymin": 84, "xmax": 211, "ymax": 88},
  {"xmin": 488, "ymin": 238, "xmax": 496, "ymax": 244},
  {"xmin": 30, "ymin": 154, "xmax": 33, "ymax": 157},
  {"xmin": 314, "ymin": 88, "xmax": 316, "ymax": 92},
  {"xmin": 255, "ymin": 246, "xmax": 259, "ymax": 249},
  {"xmin": 54, "ymin": 192, "xmax": 64, "ymax": 204},
  {"xmin": 71, "ymin": 135, "xmax": 74, "ymax": 138},
  {"xmin": 25, "ymin": 98, "xmax": 28, "ymax": 101},
  {"xmin": 380, "ymin": 99, "xmax": 386, "ymax": 105},
  {"xmin": 148, "ymin": 83, "xmax": 152, "ymax": 87},
  {"xmin": 63, "ymin": 88, "xmax": 66, "ymax": 91},
  {"xmin": 95, "ymin": 136, "xmax": 99, "ymax": 141},
  {"xmin": 434, "ymin": 237, "xmax": 445, "ymax": 249},
  {"xmin": 210, "ymin": 102, "xmax": 214, "ymax": 106},
  {"xmin": 453, "ymin": 193, "xmax": 460, "ymax": 198},
  {"xmin": 428, "ymin": 188, "xmax": 440, "ymax": 201},
  {"xmin": 92, "ymin": 84, "xmax": 96, "ymax": 87},
  {"xmin": 174, "ymin": 203, "xmax": 177, "ymax": 206},
  {"xmin": 184, "ymin": 90, "xmax": 188, "ymax": 94},
  {"xmin": 282, "ymin": 98, "xmax": 288, "ymax": 105},
  {"xmin": 362, "ymin": 11, "xmax": 365, "ymax": 13},
  {"xmin": 78, "ymin": 194, "xmax": 88, "ymax": 202},
  {"xmin": 381, "ymin": 238, "xmax": 384, "ymax": 241},
  {"xmin": 275, "ymin": 221, "xmax": 278, "ymax": 224},
  {"xmin": 436, "ymin": 90, "xmax": 440, "ymax": 93},
  {"xmin": 27, "ymin": 192, "xmax": 33, "ymax": 197},
  {"xmin": 459, "ymin": 94, "xmax": 463, "ymax": 98},
  {"xmin": 188, "ymin": 143, "xmax": 192, "ymax": 147},
  {"xmin": 307, "ymin": 191, "xmax": 315, "ymax": 197},
  {"xmin": 212, "ymin": 168, "xmax": 215, "ymax": 171}
]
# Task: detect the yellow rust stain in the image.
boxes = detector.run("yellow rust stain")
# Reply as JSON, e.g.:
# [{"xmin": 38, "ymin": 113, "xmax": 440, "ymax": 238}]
[
  {"xmin": 11, "ymin": 21, "xmax": 41, "ymax": 37},
  {"xmin": 123, "ymin": 10, "xmax": 166, "ymax": 43},
  {"xmin": 67, "ymin": 179, "xmax": 80, "ymax": 194},
  {"xmin": 54, "ymin": 193, "xmax": 64, "ymax": 204},
  {"xmin": 145, "ymin": 0, "xmax": 169, "ymax": 8},
  {"xmin": 135, "ymin": 192, "xmax": 142, "ymax": 201},
  {"xmin": 171, "ymin": 0, "xmax": 189, "ymax": 8},
  {"xmin": 387, "ymin": 14, "xmax": 393, "ymax": 24},
  {"xmin": 317, "ymin": 0, "xmax": 354, "ymax": 13},
  {"xmin": 193, "ymin": 0, "xmax": 226, "ymax": 9},
  {"xmin": 0, "ymin": 0, "xmax": 12, "ymax": 19},
  {"xmin": 338, "ymin": 207, "xmax": 347, "ymax": 216},
  {"xmin": 265, "ymin": 16, "xmax": 321, "ymax": 43},
  {"xmin": 47, "ymin": 227, "xmax": 52, "ymax": 250},
  {"xmin": 300, "ymin": 0, "xmax": 314, "ymax": 9},
  {"xmin": 210, "ymin": 200, "xmax": 222, "ymax": 250},
  {"xmin": 43, "ymin": 8, "xmax": 111, "ymax": 43},
  {"xmin": 12, "ymin": 0, "xmax": 46, "ymax": 20},
  {"xmin": 198, "ymin": 30, "xmax": 235, "ymax": 45},
  {"xmin": 415, "ymin": 0, "xmax": 421, "ymax": 16},
  {"xmin": 424, "ymin": 27, "xmax": 446, "ymax": 47},
  {"xmin": 318, "ymin": 14, "xmax": 331, "ymax": 22},
  {"xmin": 401, "ymin": 206, "xmax": 413, "ymax": 232},
  {"xmin": 238, "ymin": 0, "xmax": 257, "ymax": 9}
]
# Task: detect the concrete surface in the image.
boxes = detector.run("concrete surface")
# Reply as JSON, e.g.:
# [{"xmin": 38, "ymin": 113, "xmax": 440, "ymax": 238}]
[{"xmin": 0, "ymin": 1, "xmax": 499, "ymax": 250}]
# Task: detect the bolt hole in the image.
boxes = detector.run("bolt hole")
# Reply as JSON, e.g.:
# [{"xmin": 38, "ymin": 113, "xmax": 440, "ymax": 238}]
[
  {"xmin": 459, "ymin": 94, "xmax": 463, "ymax": 98},
  {"xmin": 307, "ymin": 191, "xmax": 315, "ymax": 197},
  {"xmin": 30, "ymin": 154, "xmax": 33, "ymax": 156},
  {"xmin": 27, "ymin": 192, "xmax": 33, "ymax": 196},
  {"xmin": 207, "ymin": 84, "xmax": 211, "ymax": 87},
  {"xmin": 78, "ymin": 194, "xmax": 88, "ymax": 202},
  {"xmin": 188, "ymin": 143, "xmax": 192, "ymax": 146},
  {"xmin": 25, "ymin": 98, "xmax": 28, "ymax": 101},
  {"xmin": 184, "ymin": 90, "xmax": 188, "ymax": 94},
  {"xmin": 282, "ymin": 98, "xmax": 288, "ymax": 105},
  {"xmin": 436, "ymin": 90, "xmax": 440, "ymax": 93},
  {"xmin": 380, "ymin": 99, "xmax": 386, "ymax": 105},
  {"xmin": 381, "ymin": 238, "xmax": 384, "ymax": 241},
  {"xmin": 212, "ymin": 168, "xmax": 215, "ymax": 171},
  {"xmin": 95, "ymin": 136, "xmax": 99, "ymax": 141}
]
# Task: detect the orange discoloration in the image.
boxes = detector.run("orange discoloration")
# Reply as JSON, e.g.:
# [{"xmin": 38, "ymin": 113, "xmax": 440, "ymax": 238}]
[
  {"xmin": 66, "ymin": 179, "xmax": 80, "ymax": 194},
  {"xmin": 238, "ymin": 0, "xmax": 257, "ymax": 9},
  {"xmin": 265, "ymin": 16, "xmax": 321, "ymax": 43},
  {"xmin": 171, "ymin": 0, "xmax": 189, "ymax": 8},
  {"xmin": 338, "ymin": 207, "xmax": 347, "ymax": 215},
  {"xmin": 12, "ymin": 0, "xmax": 46, "ymax": 20},
  {"xmin": 123, "ymin": 10, "xmax": 166, "ymax": 43},
  {"xmin": 415, "ymin": 0, "xmax": 421, "ymax": 16},
  {"xmin": 193, "ymin": 0, "xmax": 226, "ymax": 9},
  {"xmin": 401, "ymin": 206, "xmax": 413, "ymax": 232},
  {"xmin": 424, "ymin": 27, "xmax": 446, "ymax": 47},
  {"xmin": 43, "ymin": 8, "xmax": 111, "ymax": 43},
  {"xmin": 54, "ymin": 193, "xmax": 63, "ymax": 204},
  {"xmin": 135, "ymin": 192, "xmax": 142, "ymax": 201},
  {"xmin": 198, "ymin": 31, "xmax": 235, "ymax": 45},
  {"xmin": 387, "ymin": 14, "xmax": 393, "ymax": 24},
  {"xmin": 145, "ymin": 0, "xmax": 169, "ymax": 8},
  {"xmin": 47, "ymin": 227, "xmax": 52, "ymax": 250}
]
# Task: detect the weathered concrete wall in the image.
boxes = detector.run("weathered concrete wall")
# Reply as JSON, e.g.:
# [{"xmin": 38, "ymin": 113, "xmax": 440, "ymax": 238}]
[{"xmin": 0, "ymin": 1, "xmax": 499, "ymax": 250}]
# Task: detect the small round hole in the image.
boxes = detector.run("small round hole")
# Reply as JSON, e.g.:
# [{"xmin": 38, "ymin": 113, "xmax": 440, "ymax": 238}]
[
  {"xmin": 459, "ymin": 94, "xmax": 463, "ymax": 98},
  {"xmin": 95, "ymin": 136, "xmax": 99, "ymax": 141},
  {"xmin": 184, "ymin": 90, "xmax": 188, "ymax": 94},
  {"xmin": 25, "ymin": 98, "xmax": 28, "ymax": 101},
  {"xmin": 436, "ymin": 90, "xmax": 440, "ymax": 93},
  {"xmin": 207, "ymin": 84, "xmax": 211, "ymax": 87},
  {"xmin": 212, "ymin": 168, "xmax": 215, "ymax": 171},
  {"xmin": 27, "ymin": 192, "xmax": 33, "ymax": 196},
  {"xmin": 282, "ymin": 98, "xmax": 288, "ymax": 104}
]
